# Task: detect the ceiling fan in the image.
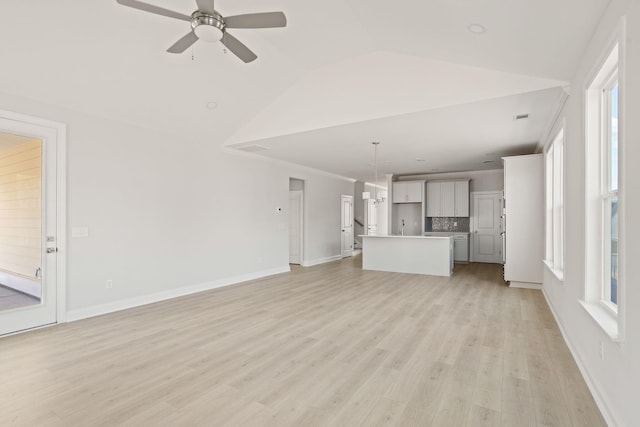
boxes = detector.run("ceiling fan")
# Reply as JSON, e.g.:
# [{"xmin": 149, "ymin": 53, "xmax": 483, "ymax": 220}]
[{"xmin": 116, "ymin": 0, "xmax": 287, "ymax": 63}]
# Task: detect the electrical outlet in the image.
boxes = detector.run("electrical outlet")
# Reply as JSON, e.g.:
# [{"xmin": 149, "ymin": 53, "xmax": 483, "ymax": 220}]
[
  {"xmin": 600, "ymin": 341, "xmax": 605, "ymax": 361},
  {"xmin": 106, "ymin": 279, "xmax": 113, "ymax": 289},
  {"xmin": 454, "ymin": 221, "xmax": 458, "ymax": 226}
]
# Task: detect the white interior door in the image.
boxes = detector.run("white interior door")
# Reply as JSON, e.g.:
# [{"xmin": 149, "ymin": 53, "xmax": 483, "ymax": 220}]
[
  {"xmin": 366, "ymin": 199, "xmax": 377, "ymax": 235},
  {"xmin": 341, "ymin": 195, "xmax": 353, "ymax": 258},
  {"xmin": 472, "ymin": 192, "xmax": 503, "ymax": 264},
  {"xmin": 0, "ymin": 113, "xmax": 64, "ymax": 336},
  {"xmin": 289, "ymin": 190, "xmax": 303, "ymax": 264}
]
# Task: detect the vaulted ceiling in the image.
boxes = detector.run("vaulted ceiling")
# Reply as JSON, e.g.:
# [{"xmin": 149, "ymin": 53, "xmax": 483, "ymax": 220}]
[{"xmin": 0, "ymin": 0, "xmax": 610, "ymax": 181}]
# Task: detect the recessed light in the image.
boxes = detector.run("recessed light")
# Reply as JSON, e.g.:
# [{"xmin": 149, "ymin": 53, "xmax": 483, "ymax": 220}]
[
  {"xmin": 206, "ymin": 101, "xmax": 218, "ymax": 110},
  {"xmin": 467, "ymin": 24, "xmax": 487, "ymax": 34}
]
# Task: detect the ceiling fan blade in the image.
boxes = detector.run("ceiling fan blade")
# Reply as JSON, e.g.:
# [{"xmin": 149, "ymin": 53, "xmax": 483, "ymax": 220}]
[
  {"xmin": 167, "ymin": 32, "xmax": 199, "ymax": 53},
  {"xmin": 116, "ymin": 0, "xmax": 191, "ymax": 21},
  {"xmin": 224, "ymin": 12, "xmax": 287, "ymax": 29},
  {"xmin": 195, "ymin": 0, "xmax": 215, "ymax": 14},
  {"xmin": 221, "ymin": 32, "xmax": 257, "ymax": 63}
]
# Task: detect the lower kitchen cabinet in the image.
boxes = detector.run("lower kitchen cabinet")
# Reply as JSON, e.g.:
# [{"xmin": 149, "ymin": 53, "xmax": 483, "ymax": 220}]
[{"xmin": 453, "ymin": 235, "xmax": 469, "ymax": 263}]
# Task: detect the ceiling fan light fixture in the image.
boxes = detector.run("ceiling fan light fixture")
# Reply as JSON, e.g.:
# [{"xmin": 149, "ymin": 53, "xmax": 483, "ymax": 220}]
[
  {"xmin": 191, "ymin": 11, "xmax": 225, "ymax": 42},
  {"xmin": 194, "ymin": 25, "xmax": 223, "ymax": 42},
  {"xmin": 467, "ymin": 23, "xmax": 487, "ymax": 34}
]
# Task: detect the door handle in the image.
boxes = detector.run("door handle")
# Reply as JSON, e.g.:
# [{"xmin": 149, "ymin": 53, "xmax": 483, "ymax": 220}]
[{"xmin": 47, "ymin": 247, "xmax": 58, "ymax": 253}]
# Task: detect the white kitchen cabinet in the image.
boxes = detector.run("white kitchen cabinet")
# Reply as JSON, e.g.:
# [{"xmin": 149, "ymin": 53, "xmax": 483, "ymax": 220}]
[
  {"xmin": 425, "ymin": 182, "xmax": 441, "ymax": 216},
  {"xmin": 453, "ymin": 235, "xmax": 469, "ymax": 262},
  {"xmin": 503, "ymin": 154, "xmax": 543, "ymax": 287},
  {"xmin": 441, "ymin": 181, "xmax": 455, "ymax": 216},
  {"xmin": 454, "ymin": 180, "xmax": 470, "ymax": 217},
  {"xmin": 426, "ymin": 179, "xmax": 469, "ymax": 217},
  {"xmin": 391, "ymin": 180, "xmax": 426, "ymax": 235},
  {"xmin": 392, "ymin": 181, "xmax": 423, "ymax": 203}
]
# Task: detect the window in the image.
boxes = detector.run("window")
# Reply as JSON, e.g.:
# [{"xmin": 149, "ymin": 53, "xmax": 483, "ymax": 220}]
[
  {"xmin": 582, "ymin": 39, "xmax": 624, "ymax": 341},
  {"xmin": 603, "ymin": 77, "xmax": 619, "ymax": 308},
  {"xmin": 544, "ymin": 129, "xmax": 564, "ymax": 279}
]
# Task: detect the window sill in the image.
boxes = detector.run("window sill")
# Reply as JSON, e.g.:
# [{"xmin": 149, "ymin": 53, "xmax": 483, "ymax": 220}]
[
  {"xmin": 579, "ymin": 300, "xmax": 623, "ymax": 342},
  {"xmin": 543, "ymin": 259, "xmax": 564, "ymax": 282}
]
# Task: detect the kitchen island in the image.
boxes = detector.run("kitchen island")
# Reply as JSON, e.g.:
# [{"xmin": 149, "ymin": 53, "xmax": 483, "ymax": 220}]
[{"xmin": 361, "ymin": 235, "xmax": 454, "ymax": 276}]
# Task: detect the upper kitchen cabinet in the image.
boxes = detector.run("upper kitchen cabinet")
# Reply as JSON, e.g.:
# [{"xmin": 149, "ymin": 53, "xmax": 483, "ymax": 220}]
[
  {"xmin": 454, "ymin": 180, "xmax": 470, "ymax": 216},
  {"xmin": 391, "ymin": 180, "xmax": 426, "ymax": 235},
  {"xmin": 426, "ymin": 179, "xmax": 470, "ymax": 217},
  {"xmin": 426, "ymin": 182, "xmax": 441, "ymax": 216},
  {"xmin": 392, "ymin": 181, "xmax": 423, "ymax": 203}
]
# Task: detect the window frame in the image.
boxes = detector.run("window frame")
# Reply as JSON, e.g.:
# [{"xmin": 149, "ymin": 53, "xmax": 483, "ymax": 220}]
[
  {"xmin": 600, "ymin": 72, "xmax": 618, "ymax": 313},
  {"xmin": 544, "ymin": 128, "xmax": 564, "ymax": 281},
  {"xmin": 581, "ymin": 23, "xmax": 625, "ymax": 342}
]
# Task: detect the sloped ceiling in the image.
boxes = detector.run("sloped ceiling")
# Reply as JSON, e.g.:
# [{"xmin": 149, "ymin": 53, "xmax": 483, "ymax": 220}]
[
  {"xmin": 225, "ymin": 51, "xmax": 566, "ymax": 145},
  {"xmin": 0, "ymin": 0, "xmax": 610, "ymax": 180}
]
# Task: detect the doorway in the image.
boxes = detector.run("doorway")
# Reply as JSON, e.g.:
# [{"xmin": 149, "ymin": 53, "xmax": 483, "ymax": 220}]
[
  {"xmin": 0, "ymin": 111, "xmax": 66, "ymax": 336},
  {"xmin": 471, "ymin": 191, "xmax": 503, "ymax": 264},
  {"xmin": 288, "ymin": 179, "xmax": 304, "ymax": 265},
  {"xmin": 341, "ymin": 195, "xmax": 353, "ymax": 258}
]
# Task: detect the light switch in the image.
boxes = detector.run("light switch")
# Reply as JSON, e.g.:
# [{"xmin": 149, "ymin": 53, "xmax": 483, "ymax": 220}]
[{"xmin": 72, "ymin": 226, "xmax": 89, "ymax": 238}]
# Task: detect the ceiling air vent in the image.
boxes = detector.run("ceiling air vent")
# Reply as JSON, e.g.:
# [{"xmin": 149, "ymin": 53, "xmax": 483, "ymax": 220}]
[
  {"xmin": 513, "ymin": 114, "xmax": 529, "ymax": 120},
  {"xmin": 236, "ymin": 144, "xmax": 269, "ymax": 152}
]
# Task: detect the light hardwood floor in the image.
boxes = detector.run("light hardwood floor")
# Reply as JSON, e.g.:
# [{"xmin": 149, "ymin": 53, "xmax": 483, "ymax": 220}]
[{"xmin": 0, "ymin": 257, "xmax": 605, "ymax": 426}]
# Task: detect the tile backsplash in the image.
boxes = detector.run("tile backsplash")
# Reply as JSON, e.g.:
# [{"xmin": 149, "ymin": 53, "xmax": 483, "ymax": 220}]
[{"xmin": 426, "ymin": 217, "xmax": 470, "ymax": 232}]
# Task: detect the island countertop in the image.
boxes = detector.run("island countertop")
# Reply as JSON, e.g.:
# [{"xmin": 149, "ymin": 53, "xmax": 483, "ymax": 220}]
[{"xmin": 359, "ymin": 234, "xmax": 453, "ymax": 239}]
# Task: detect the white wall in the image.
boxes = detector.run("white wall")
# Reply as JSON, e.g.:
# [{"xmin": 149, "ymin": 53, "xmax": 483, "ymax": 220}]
[
  {"xmin": 543, "ymin": 1, "xmax": 639, "ymax": 426},
  {"xmin": 399, "ymin": 169, "xmax": 504, "ymax": 192},
  {"xmin": 0, "ymin": 91, "xmax": 353, "ymax": 314},
  {"xmin": 298, "ymin": 170, "xmax": 355, "ymax": 265}
]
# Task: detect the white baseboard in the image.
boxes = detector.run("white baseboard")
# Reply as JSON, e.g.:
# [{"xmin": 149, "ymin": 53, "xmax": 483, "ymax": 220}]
[
  {"xmin": 542, "ymin": 289, "xmax": 618, "ymax": 427},
  {"xmin": 66, "ymin": 265, "xmax": 291, "ymax": 322},
  {"xmin": 508, "ymin": 281, "xmax": 542, "ymax": 290},
  {"xmin": 302, "ymin": 255, "xmax": 343, "ymax": 267}
]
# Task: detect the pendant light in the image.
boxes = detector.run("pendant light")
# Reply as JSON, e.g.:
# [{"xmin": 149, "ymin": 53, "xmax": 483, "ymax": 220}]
[{"xmin": 362, "ymin": 142, "xmax": 386, "ymax": 204}]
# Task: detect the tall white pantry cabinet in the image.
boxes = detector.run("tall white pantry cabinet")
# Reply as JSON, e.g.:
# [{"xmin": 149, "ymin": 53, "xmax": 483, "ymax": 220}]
[{"xmin": 502, "ymin": 154, "xmax": 544, "ymax": 288}]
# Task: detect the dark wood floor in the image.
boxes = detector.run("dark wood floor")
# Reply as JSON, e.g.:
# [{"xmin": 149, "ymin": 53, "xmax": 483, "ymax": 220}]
[{"xmin": 0, "ymin": 256, "xmax": 605, "ymax": 426}]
